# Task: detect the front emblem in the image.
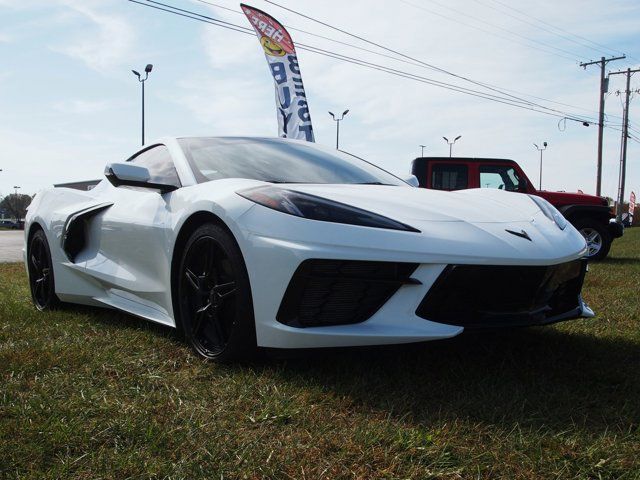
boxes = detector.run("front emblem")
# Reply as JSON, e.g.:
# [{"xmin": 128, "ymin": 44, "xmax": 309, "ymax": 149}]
[{"xmin": 506, "ymin": 229, "xmax": 532, "ymax": 241}]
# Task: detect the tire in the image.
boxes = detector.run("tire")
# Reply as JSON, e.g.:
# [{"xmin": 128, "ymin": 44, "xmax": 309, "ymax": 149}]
[
  {"xmin": 573, "ymin": 218, "xmax": 611, "ymax": 261},
  {"xmin": 27, "ymin": 229, "xmax": 61, "ymax": 311},
  {"xmin": 176, "ymin": 223, "xmax": 256, "ymax": 362}
]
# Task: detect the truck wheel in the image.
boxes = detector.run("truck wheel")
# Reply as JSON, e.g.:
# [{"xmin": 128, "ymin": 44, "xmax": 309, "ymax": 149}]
[{"xmin": 573, "ymin": 218, "xmax": 611, "ymax": 261}]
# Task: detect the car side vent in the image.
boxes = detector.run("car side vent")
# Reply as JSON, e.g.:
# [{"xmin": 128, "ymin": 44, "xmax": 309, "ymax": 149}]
[
  {"xmin": 277, "ymin": 260, "xmax": 419, "ymax": 328},
  {"xmin": 61, "ymin": 203, "xmax": 113, "ymax": 263}
]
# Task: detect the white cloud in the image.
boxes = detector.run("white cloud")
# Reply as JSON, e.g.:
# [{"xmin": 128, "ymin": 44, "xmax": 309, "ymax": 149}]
[
  {"xmin": 50, "ymin": 0, "xmax": 135, "ymax": 71},
  {"xmin": 53, "ymin": 98, "xmax": 120, "ymax": 114}
]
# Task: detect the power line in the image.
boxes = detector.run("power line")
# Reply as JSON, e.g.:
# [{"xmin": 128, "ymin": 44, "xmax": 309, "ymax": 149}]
[
  {"xmin": 132, "ymin": 1, "xmax": 554, "ymax": 113},
  {"xmin": 262, "ymin": 0, "xmax": 602, "ymax": 122},
  {"xmin": 470, "ymin": 0, "xmax": 621, "ymax": 58},
  {"xmin": 130, "ymin": 0, "xmax": 602, "ymax": 125},
  {"xmin": 393, "ymin": 0, "xmax": 576, "ymax": 61},
  {"xmin": 403, "ymin": 0, "xmax": 587, "ymax": 60},
  {"xmin": 483, "ymin": 0, "xmax": 629, "ymax": 59},
  {"xmin": 189, "ymin": 0, "xmax": 427, "ymax": 69},
  {"xmin": 192, "ymin": 0, "xmax": 622, "ymax": 118},
  {"xmin": 190, "ymin": 0, "xmax": 618, "ymax": 120}
]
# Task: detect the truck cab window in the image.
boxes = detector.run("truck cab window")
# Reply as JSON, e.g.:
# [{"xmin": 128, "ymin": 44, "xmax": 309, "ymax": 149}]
[
  {"xmin": 480, "ymin": 165, "xmax": 521, "ymax": 192},
  {"xmin": 431, "ymin": 164, "xmax": 468, "ymax": 190}
]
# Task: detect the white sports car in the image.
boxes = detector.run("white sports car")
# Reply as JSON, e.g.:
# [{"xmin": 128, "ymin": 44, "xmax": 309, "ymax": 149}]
[{"xmin": 25, "ymin": 137, "xmax": 594, "ymax": 361}]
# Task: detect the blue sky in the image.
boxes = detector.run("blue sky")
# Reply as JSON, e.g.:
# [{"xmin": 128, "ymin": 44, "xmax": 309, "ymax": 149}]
[{"xmin": 0, "ymin": 0, "xmax": 639, "ymax": 202}]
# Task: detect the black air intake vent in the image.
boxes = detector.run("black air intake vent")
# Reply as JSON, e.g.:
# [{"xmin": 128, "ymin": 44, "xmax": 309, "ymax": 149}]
[
  {"xmin": 415, "ymin": 260, "xmax": 586, "ymax": 328},
  {"xmin": 277, "ymin": 260, "xmax": 419, "ymax": 328}
]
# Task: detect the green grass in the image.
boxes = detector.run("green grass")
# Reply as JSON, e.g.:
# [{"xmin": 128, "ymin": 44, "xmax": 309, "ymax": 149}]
[{"xmin": 1, "ymin": 231, "xmax": 639, "ymax": 479}]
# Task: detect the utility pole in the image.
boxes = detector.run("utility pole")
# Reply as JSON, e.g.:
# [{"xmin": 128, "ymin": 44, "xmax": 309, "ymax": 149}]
[
  {"xmin": 609, "ymin": 67, "xmax": 639, "ymax": 221},
  {"xmin": 419, "ymin": 144, "xmax": 426, "ymax": 157},
  {"xmin": 579, "ymin": 55, "xmax": 625, "ymax": 196}
]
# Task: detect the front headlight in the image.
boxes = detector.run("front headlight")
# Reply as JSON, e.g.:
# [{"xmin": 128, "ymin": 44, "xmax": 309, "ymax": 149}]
[
  {"xmin": 238, "ymin": 186, "xmax": 420, "ymax": 232},
  {"xmin": 529, "ymin": 195, "xmax": 567, "ymax": 230}
]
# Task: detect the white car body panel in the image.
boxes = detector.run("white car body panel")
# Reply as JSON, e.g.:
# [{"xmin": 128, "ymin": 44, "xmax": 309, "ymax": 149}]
[{"xmin": 25, "ymin": 136, "xmax": 593, "ymax": 349}]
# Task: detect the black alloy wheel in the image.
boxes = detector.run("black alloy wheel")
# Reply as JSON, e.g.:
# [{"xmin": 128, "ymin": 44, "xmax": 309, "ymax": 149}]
[
  {"xmin": 177, "ymin": 223, "xmax": 256, "ymax": 361},
  {"xmin": 28, "ymin": 229, "xmax": 60, "ymax": 310}
]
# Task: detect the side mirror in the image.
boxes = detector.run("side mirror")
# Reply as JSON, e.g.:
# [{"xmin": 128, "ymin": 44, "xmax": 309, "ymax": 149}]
[
  {"xmin": 403, "ymin": 174, "xmax": 420, "ymax": 187},
  {"xmin": 104, "ymin": 163, "xmax": 177, "ymax": 193}
]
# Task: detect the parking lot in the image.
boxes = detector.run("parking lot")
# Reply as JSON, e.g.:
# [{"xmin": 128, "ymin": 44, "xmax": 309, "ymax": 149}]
[{"xmin": 0, "ymin": 230, "xmax": 24, "ymax": 263}]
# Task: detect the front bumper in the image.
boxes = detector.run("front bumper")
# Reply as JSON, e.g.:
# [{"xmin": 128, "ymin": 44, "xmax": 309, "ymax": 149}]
[{"xmin": 236, "ymin": 205, "xmax": 594, "ymax": 349}]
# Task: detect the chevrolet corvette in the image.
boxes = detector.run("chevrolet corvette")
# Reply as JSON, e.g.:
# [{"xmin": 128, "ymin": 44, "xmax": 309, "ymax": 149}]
[{"xmin": 24, "ymin": 137, "xmax": 594, "ymax": 361}]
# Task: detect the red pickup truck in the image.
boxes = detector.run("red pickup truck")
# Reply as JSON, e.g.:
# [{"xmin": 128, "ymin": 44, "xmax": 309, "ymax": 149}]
[{"xmin": 411, "ymin": 157, "xmax": 623, "ymax": 260}]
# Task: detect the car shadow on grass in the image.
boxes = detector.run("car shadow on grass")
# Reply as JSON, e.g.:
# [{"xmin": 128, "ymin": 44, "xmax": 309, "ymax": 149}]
[
  {"xmin": 73, "ymin": 304, "xmax": 639, "ymax": 435},
  {"xmin": 263, "ymin": 327, "xmax": 640, "ymax": 434}
]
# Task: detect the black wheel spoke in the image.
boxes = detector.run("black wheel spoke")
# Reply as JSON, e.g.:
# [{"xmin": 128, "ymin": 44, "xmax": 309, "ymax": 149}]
[
  {"xmin": 202, "ymin": 241, "xmax": 216, "ymax": 278},
  {"xmin": 192, "ymin": 308, "xmax": 207, "ymax": 334},
  {"xmin": 34, "ymin": 278, "xmax": 44, "ymax": 297},
  {"xmin": 31, "ymin": 254, "xmax": 40, "ymax": 271},
  {"xmin": 185, "ymin": 268, "xmax": 200, "ymax": 291},
  {"xmin": 210, "ymin": 312, "xmax": 227, "ymax": 346},
  {"xmin": 214, "ymin": 281, "xmax": 236, "ymax": 303}
]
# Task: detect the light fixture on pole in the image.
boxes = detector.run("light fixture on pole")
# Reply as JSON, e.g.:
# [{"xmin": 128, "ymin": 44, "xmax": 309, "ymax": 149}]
[
  {"xmin": 419, "ymin": 144, "xmax": 426, "ymax": 157},
  {"xmin": 442, "ymin": 135, "xmax": 461, "ymax": 157},
  {"xmin": 132, "ymin": 64, "xmax": 153, "ymax": 146},
  {"xmin": 533, "ymin": 142, "xmax": 548, "ymax": 190},
  {"xmin": 328, "ymin": 109, "xmax": 349, "ymax": 149}
]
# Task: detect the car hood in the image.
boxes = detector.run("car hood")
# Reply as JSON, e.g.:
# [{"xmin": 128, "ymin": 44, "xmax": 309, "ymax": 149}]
[{"xmin": 285, "ymin": 184, "xmax": 541, "ymax": 224}]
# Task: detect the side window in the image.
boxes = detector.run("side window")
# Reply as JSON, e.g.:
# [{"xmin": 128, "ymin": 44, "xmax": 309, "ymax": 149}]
[
  {"xmin": 479, "ymin": 165, "xmax": 520, "ymax": 192},
  {"xmin": 129, "ymin": 145, "xmax": 181, "ymax": 188},
  {"xmin": 431, "ymin": 164, "xmax": 468, "ymax": 190}
]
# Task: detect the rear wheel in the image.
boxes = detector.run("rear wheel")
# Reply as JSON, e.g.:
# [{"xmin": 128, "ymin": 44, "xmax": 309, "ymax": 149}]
[
  {"xmin": 28, "ymin": 229, "xmax": 60, "ymax": 311},
  {"xmin": 177, "ymin": 223, "xmax": 256, "ymax": 362},
  {"xmin": 573, "ymin": 218, "xmax": 611, "ymax": 261}
]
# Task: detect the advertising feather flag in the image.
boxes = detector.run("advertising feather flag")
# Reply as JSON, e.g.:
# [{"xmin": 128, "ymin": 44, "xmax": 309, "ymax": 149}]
[{"xmin": 241, "ymin": 4, "xmax": 315, "ymax": 142}]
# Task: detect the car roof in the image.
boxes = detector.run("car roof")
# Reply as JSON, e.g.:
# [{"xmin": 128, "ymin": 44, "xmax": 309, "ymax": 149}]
[
  {"xmin": 173, "ymin": 136, "xmax": 305, "ymax": 143},
  {"xmin": 413, "ymin": 157, "xmax": 515, "ymax": 163}
]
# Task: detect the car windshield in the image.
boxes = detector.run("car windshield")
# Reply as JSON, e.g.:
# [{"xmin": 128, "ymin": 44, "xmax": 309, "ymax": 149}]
[{"xmin": 178, "ymin": 137, "xmax": 405, "ymax": 186}]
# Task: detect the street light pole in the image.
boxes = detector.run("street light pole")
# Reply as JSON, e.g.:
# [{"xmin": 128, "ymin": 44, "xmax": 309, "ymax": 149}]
[
  {"xmin": 328, "ymin": 109, "xmax": 349, "ymax": 149},
  {"xmin": 132, "ymin": 64, "xmax": 153, "ymax": 146},
  {"xmin": 442, "ymin": 135, "xmax": 462, "ymax": 157},
  {"xmin": 533, "ymin": 142, "xmax": 548, "ymax": 190},
  {"xmin": 419, "ymin": 144, "xmax": 426, "ymax": 157},
  {"xmin": 12, "ymin": 186, "xmax": 20, "ymax": 221}
]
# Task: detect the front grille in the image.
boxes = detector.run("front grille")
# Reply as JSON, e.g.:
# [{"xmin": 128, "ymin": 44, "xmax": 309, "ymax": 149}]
[
  {"xmin": 277, "ymin": 260, "xmax": 419, "ymax": 328},
  {"xmin": 416, "ymin": 260, "xmax": 586, "ymax": 328}
]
